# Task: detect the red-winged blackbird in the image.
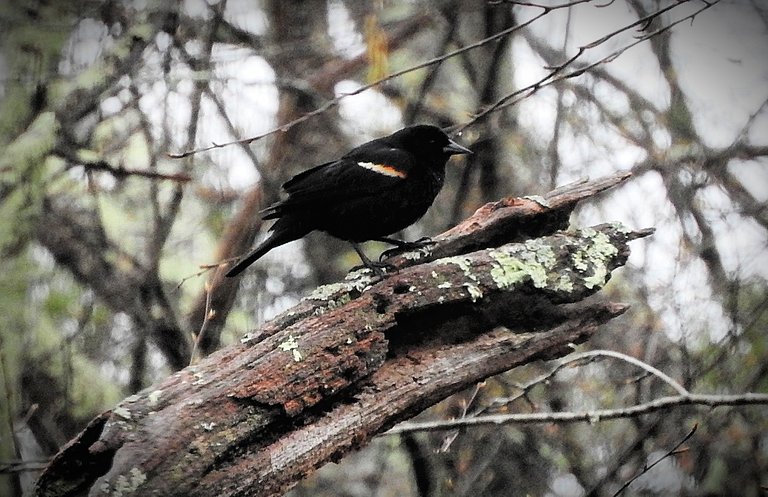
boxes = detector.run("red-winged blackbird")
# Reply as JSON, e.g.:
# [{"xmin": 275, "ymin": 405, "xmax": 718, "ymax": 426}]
[{"xmin": 225, "ymin": 124, "xmax": 471, "ymax": 277}]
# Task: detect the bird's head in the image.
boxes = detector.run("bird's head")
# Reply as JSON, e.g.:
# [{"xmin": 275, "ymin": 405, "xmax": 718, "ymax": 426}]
[{"xmin": 389, "ymin": 124, "xmax": 472, "ymax": 167}]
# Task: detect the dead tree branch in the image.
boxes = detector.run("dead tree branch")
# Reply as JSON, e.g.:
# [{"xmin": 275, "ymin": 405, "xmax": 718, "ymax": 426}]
[{"xmin": 35, "ymin": 172, "xmax": 645, "ymax": 497}]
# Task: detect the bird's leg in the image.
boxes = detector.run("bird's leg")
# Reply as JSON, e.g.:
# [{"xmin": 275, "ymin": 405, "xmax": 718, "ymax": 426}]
[
  {"xmin": 374, "ymin": 237, "xmax": 410, "ymax": 248},
  {"xmin": 350, "ymin": 242, "xmax": 394, "ymax": 276},
  {"xmin": 377, "ymin": 236, "xmax": 436, "ymax": 261},
  {"xmin": 376, "ymin": 236, "xmax": 436, "ymax": 249}
]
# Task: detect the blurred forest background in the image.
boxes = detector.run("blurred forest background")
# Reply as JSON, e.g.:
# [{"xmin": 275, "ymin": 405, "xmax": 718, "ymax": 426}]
[{"xmin": 1, "ymin": 0, "xmax": 767, "ymax": 496}]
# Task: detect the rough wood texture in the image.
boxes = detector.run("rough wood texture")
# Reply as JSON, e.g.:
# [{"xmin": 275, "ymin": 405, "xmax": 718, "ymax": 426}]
[{"xmin": 35, "ymin": 172, "xmax": 649, "ymax": 497}]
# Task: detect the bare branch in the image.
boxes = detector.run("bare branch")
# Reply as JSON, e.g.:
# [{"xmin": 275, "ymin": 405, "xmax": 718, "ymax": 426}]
[
  {"xmin": 479, "ymin": 347, "xmax": 687, "ymax": 414},
  {"xmin": 385, "ymin": 394, "xmax": 768, "ymax": 434},
  {"xmin": 732, "ymin": 96, "xmax": 768, "ymax": 143},
  {"xmin": 385, "ymin": 347, "xmax": 765, "ymax": 436},
  {"xmin": 570, "ymin": 350, "xmax": 689, "ymax": 395},
  {"xmin": 490, "ymin": 0, "xmax": 606, "ymax": 7},
  {"xmin": 166, "ymin": 0, "xmax": 718, "ymax": 158},
  {"xmin": 82, "ymin": 162, "xmax": 191, "ymax": 183},
  {"xmin": 55, "ymin": 149, "xmax": 192, "ymax": 183},
  {"xmin": 457, "ymin": 0, "xmax": 719, "ymax": 132},
  {"xmin": 167, "ymin": 0, "xmax": 590, "ymax": 158}
]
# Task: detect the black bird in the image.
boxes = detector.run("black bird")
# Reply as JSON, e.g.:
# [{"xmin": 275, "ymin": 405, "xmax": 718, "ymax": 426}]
[{"xmin": 225, "ymin": 124, "xmax": 471, "ymax": 277}]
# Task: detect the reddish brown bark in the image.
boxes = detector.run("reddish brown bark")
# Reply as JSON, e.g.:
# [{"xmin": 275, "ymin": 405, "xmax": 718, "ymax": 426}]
[{"xmin": 35, "ymin": 172, "xmax": 648, "ymax": 497}]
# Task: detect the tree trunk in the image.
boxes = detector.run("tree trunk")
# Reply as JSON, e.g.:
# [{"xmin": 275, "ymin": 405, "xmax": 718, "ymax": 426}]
[{"xmin": 34, "ymin": 172, "xmax": 648, "ymax": 497}]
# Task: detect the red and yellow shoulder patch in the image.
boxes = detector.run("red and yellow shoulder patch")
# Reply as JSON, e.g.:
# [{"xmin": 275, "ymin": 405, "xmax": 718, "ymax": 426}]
[{"xmin": 357, "ymin": 161, "xmax": 407, "ymax": 178}]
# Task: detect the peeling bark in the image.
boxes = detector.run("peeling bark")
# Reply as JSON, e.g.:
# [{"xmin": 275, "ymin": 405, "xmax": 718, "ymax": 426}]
[{"xmin": 34, "ymin": 172, "xmax": 649, "ymax": 497}]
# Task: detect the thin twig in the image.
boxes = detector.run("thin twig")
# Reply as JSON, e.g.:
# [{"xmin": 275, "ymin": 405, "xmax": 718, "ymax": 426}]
[
  {"xmin": 612, "ymin": 423, "xmax": 698, "ymax": 497},
  {"xmin": 403, "ymin": 5, "xmax": 458, "ymax": 124},
  {"xmin": 189, "ymin": 277, "xmax": 217, "ymax": 365},
  {"xmin": 174, "ymin": 259, "xmax": 235, "ymax": 291},
  {"xmin": 439, "ymin": 381, "xmax": 486, "ymax": 452},
  {"xmin": 0, "ymin": 458, "xmax": 51, "ymax": 474},
  {"xmin": 489, "ymin": 0, "xmax": 599, "ymax": 7},
  {"xmin": 732, "ymin": 96, "xmax": 768, "ymax": 145},
  {"xmin": 384, "ymin": 393, "xmax": 768, "ymax": 435},
  {"xmin": 58, "ymin": 150, "xmax": 192, "ymax": 182}
]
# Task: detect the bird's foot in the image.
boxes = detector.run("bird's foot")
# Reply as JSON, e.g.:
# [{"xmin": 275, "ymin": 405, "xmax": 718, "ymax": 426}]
[
  {"xmin": 350, "ymin": 242, "xmax": 396, "ymax": 278},
  {"xmin": 350, "ymin": 260, "xmax": 395, "ymax": 278},
  {"xmin": 379, "ymin": 237, "xmax": 436, "ymax": 261}
]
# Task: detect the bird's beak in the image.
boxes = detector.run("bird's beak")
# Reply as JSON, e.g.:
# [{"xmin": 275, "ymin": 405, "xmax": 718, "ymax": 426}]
[{"xmin": 443, "ymin": 139, "xmax": 472, "ymax": 155}]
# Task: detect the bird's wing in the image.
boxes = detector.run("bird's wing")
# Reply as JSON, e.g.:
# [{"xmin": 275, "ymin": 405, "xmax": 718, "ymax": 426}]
[{"xmin": 263, "ymin": 147, "xmax": 414, "ymax": 219}]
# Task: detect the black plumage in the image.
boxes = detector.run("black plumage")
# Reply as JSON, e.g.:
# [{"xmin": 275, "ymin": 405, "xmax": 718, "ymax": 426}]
[{"xmin": 225, "ymin": 124, "xmax": 471, "ymax": 277}]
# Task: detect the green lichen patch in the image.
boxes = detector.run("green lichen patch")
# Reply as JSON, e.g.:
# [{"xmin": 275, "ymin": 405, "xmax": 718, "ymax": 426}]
[
  {"xmin": 488, "ymin": 241, "xmax": 556, "ymax": 290},
  {"xmin": 191, "ymin": 372, "xmax": 208, "ymax": 386},
  {"xmin": 488, "ymin": 250, "xmax": 530, "ymax": 289},
  {"xmin": 572, "ymin": 250, "xmax": 589, "ymax": 271},
  {"xmin": 582, "ymin": 228, "xmax": 619, "ymax": 258},
  {"xmin": 438, "ymin": 255, "xmax": 478, "ymax": 281},
  {"xmin": 612, "ymin": 221, "xmax": 633, "ymax": 234},
  {"xmin": 277, "ymin": 335, "xmax": 303, "ymax": 362},
  {"xmin": 525, "ymin": 240, "xmax": 557, "ymax": 269},
  {"xmin": 113, "ymin": 406, "xmax": 132, "ymax": 420},
  {"xmin": 307, "ymin": 282, "xmax": 351, "ymax": 301},
  {"xmin": 403, "ymin": 246, "xmax": 432, "ymax": 260},
  {"xmin": 570, "ymin": 227, "xmax": 621, "ymax": 289},
  {"xmin": 326, "ymin": 292, "xmax": 352, "ymax": 310},
  {"xmin": 438, "ymin": 256, "xmax": 485, "ymax": 300},
  {"xmin": 464, "ymin": 283, "xmax": 483, "ymax": 302},
  {"xmin": 583, "ymin": 267, "xmax": 609, "ymax": 289},
  {"xmin": 305, "ymin": 271, "xmax": 376, "ymax": 314},
  {"xmin": 308, "ymin": 285, "xmax": 354, "ymax": 315},
  {"xmin": 553, "ymin": 273, "xmax": 575, "ymax": 293},
  {"xmin": 147, "ymin": 390, "xmax": 163, "ymax": 407}
]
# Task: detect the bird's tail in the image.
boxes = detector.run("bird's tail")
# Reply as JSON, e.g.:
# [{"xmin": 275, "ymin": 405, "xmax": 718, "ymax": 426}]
[{"xmin": 225, "ymin": 224, "xmax": 307, "ymax": 277}]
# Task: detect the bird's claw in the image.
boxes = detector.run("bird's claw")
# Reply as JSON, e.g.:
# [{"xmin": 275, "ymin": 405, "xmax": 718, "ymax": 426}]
[
  {"xmin": 379, "ymin": 237, "xmax": 436, "ymax": 261},
  {"xmin": 350, "ymin": 260, "xmax": 395, "ymax": 278}
]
